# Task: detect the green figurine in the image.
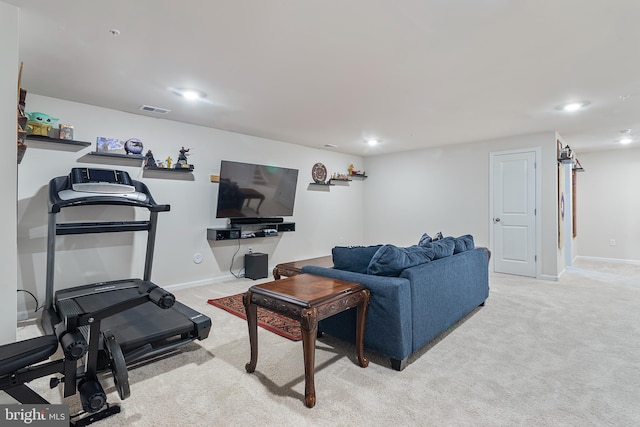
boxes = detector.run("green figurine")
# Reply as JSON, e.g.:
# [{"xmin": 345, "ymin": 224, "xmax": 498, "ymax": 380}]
[{"xmin": 26, "ymin": 112, "xmax": 59, "ymax": 136}]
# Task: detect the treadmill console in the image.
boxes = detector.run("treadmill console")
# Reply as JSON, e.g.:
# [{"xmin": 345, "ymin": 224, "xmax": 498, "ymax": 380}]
[{"xmin": 70, "ymin": 168, "xmax": 135, "ymax": 194}]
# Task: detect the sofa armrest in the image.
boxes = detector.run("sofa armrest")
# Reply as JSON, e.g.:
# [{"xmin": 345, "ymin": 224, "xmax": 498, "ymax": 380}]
[{"xmin": 301, "ymin": 266, "xmax": 413, "ymax": 361}]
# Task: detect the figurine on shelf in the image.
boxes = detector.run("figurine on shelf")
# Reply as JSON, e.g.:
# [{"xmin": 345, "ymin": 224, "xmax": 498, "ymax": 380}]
[
  {"xmin": 175, "ymin": 146, "xmax": 194, "ymax": 170},
  {"xmin": 165, "ymin": 156, "xmax": 172, "ymax": 169},
  {"xmin": 124, "ymin": 138, "xmax": 144, "ymax": 156},
  {"xmin": 144, "ymin": 149, "xmax": 157, "ymax": 168},
  {"xmin": 348, "ymin": 164, "xmax": 354, "ymax": 175},
  {"xmin": 25, "ymin": 112, "xmax": 59, "ymax": 136}
]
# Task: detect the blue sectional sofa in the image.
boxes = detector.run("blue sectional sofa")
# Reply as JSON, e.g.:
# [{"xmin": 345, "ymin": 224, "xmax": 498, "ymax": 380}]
[{"xmin": 301, "ymin": 237, "xmax": 489, "ymax": 370}]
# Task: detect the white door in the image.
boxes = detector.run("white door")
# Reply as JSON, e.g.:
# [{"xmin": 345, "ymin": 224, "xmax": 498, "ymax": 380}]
[{"xmin": 491, "ymin": 150, "xmax": 537, "ymax": 277}]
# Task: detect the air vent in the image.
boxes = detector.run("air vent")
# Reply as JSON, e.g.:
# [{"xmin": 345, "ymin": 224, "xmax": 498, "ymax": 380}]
[{"xmin": 140, "ymin": 105, "xmax": 171, "ymax": 114}]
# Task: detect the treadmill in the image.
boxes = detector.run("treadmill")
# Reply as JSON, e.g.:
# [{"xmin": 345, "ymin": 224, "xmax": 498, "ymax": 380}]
[{"xmin": 42, "ymin": 168, "xmax": 211, "ymax": 369}]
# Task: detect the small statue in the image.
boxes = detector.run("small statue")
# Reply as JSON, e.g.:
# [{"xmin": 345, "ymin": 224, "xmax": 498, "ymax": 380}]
[
  {"xmin": 175, "ymin": 146, "xmax": 193, "ymax": 170},
  {"xmin": 348, "ymin": 164, "xmax": 355, "ymax": 175},
  {"xmin": 144, "ymin": 150, "xmax": 157, "ymax": 168},
  {"xmin": 26, "ymin": 112, "xmax": 59, "ymax": 136},
  {"xmin": 178, "ymin": 146, "xmax": 189, "ymax": 163},
  {"xmin": 165, "ymin": 156, "xmax": 172, "ymax": 169}
]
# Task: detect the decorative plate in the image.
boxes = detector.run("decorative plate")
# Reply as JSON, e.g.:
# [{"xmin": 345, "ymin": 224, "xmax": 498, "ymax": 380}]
[{"xmin": 312, "ymin": 162, "xmax": 327, "ymax": 183}]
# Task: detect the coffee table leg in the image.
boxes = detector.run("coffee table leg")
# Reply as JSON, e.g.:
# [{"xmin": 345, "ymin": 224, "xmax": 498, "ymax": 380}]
[
  {"xmin": 355, "ymin": 289, "xmax": 370, "ymax": 368},
  {"xmin": 243, "ymin": 291, "xmax": 258, "ymax": 373},
  {"xmin": 272, "ymin": 267, "xmax": 281, "ymax": 280},
  {"xmin": 301, "ymin": 307, "xmax": 318, "ymax": 408}
]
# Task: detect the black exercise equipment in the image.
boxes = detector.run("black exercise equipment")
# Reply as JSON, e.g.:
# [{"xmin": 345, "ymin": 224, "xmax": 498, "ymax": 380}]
[
  {"xmin": 2, "ymin": 168, "xmax": 211, "ymax": 423},
  {"xmin": 0, "ymin": 281, "xmax": 176, "ymax": 426},
  {"xmin": 42, "ymin": 169, "xmax": 210, "ymax": 369}
]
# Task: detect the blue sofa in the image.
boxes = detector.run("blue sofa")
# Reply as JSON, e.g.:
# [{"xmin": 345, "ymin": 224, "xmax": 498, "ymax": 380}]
[{"xmin": 301, "ymin": 240, "xmax": 489, "ymax": 371}]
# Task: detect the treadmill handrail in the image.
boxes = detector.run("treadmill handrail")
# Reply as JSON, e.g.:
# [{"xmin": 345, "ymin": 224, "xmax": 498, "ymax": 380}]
[{"xmin": 48, "ymin": 176, "xmax": 170, "ymax": 213}]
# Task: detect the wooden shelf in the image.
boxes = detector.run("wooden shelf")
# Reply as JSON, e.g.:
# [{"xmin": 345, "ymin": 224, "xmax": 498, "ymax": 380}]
[
  {"xmin": 309, "ymin": 181, "xmax": 334, "ymax": 186},
  {"xmin": 26, "ymin": 134, "xmax": 91, "ymax": 147},
  {"xmin": 207, "ymin": 222, "xmax": 295, "ymax": 241},
  {"xmin": 144, "ymin": 166, "xmax": 194, "ymax": 172},
  {"xmin": 89, "ymin": 151, "xmax": 144, "ymax": 160}
]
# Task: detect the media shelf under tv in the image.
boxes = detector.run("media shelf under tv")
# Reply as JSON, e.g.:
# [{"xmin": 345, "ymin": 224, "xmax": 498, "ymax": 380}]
[{"xmin": 207, "ymin": 221, "xmax": 295, "ymax": 241}]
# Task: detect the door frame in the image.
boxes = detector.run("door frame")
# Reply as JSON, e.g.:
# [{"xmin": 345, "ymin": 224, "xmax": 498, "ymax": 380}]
[{"xmin": 489, "ymin": 146, "xmax": 542, "ymax": 278}]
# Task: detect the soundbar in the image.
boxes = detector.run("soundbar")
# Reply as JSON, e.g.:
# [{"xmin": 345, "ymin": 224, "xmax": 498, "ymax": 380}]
[{"xmin": 228, "ymin": 217, "xmax": 285, "ymax": 226}]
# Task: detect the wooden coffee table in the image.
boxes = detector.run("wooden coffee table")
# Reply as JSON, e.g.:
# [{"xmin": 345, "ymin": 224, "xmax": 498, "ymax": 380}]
[
  {"xmin": 243, "ymin": 274, "xmax": 370, "ymax": 408},
  {"xmin": 273, "ymin": 255, "xmax": 333, "ymax": 279}
]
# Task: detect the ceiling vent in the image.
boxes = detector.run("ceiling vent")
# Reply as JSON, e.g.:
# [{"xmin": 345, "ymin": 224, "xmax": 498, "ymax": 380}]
[{"xmin": 140, "ymin": 105, "xmax": 171, "ymax": 114}]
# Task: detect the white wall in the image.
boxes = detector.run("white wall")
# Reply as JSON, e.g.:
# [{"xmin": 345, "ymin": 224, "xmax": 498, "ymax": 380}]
[
  {"xmin": 17, "ymin": 94, "xmax": 365, "ymax": 318},
  {"xmin": 575, "ymin": 147, "xmax": 640, "ymax": 262},
  {"xmin": 362, "ymin": 131, "xmax": 561, "ymax": 278},
  {"xmin": 0, "ymin": 1, "xmax": 19, "ymax": 344}
]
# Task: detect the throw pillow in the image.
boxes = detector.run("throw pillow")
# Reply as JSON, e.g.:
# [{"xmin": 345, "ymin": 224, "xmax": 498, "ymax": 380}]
[
  {"xmin": 367, "ymin": 244, "xmax": 435, "ymax": 277},
  {"xmin": 453, "ymin": 234, "xmax": 475, "ymax": 254},
  {"xmin": 332, "ymin": 245, "xmax": 382, "ymax": 274},
  {"xmin": 420, "ymin": 236, "xmax": 455, "ymax": 259},
  {"xmin": 418, "ymin": 233, "xmax": 432, "ymax": 246},
  {"xmin": 432, "ymin": 231, "xmax": 444, "ymax": 241}
]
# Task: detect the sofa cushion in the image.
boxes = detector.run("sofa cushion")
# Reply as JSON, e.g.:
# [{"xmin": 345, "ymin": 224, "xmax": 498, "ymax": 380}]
[
  {"xmin": 419, "ymin": 236, "xmax": 455, "ymax": 259},
  {"xmin": 453, "ymin": 234, "xmax": 475, "ymax": 254},
  {"xmin": 367, "ymin": 244, "xmax": 435, "ymax": 277},
  {"xmin": 332, "ymin": 245, "xmax": 382, "ymax": 274}
]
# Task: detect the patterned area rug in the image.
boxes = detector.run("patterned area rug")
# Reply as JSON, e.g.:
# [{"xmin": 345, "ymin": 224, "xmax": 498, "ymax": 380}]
[{"xmin": 207, "ymin": 293, "xmax": 301, "ymax": 341}]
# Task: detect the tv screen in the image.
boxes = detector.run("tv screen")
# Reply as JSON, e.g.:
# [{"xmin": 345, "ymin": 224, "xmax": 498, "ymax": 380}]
[{"xmin": 215, "ymin": 160, "xmax": 299, "ymax": 219}]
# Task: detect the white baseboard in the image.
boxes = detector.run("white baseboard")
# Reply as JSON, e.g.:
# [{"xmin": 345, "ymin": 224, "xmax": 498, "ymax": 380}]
[
  {"xmin": 17, "ymin": 310, "xmax": 32, "ymax": 321},
  {"xmin": 16, "ymin": 274, "xmax": 241, "ymax": 322},
  {"xmin": 163, "ymin": 274, "xmax": 238, "ymax": 291},
  {"xmin": 538, "ymin": 273, "xmax": 560, "ymax": 281},
  {"xmin": 575, "ymin": 255, "xmax": 640, "ymax": 265}
]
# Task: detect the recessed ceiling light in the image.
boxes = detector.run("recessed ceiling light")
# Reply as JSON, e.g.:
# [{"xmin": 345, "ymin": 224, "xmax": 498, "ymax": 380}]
[
  {"xmin": 559, "ymin": 101, "xmax": 590, "ymax": 112},
  {"xmin": 108, "ymin": 29, "xmax": 121, "ymax": 36},
  {"xmin": 620, "ymin": 138, "xmax": 633, "ymax": 145},
  {"xmin": 366, "ymin": 138, "xmax": 379, "ymax": 146},
  {"xmin": 170, "ymin": 88, "xmax": 207, "ymax": 101}
]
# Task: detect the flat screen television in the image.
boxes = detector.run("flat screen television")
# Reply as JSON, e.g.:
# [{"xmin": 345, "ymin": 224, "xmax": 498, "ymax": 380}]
[{"xmin": 215, "ymin": 160, "xmax": 299, "ymax": 219}]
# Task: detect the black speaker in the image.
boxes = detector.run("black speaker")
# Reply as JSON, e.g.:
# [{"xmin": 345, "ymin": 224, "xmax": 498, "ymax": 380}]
[{"xmin": 245, "ymin": 253, "xmax": 268, "ymax": 280}]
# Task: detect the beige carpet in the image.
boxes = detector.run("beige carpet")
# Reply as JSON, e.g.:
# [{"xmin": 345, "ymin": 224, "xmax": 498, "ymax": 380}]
[{"xmin": 9, "ymin": 258, "xmax": 640, "ymax": 426}]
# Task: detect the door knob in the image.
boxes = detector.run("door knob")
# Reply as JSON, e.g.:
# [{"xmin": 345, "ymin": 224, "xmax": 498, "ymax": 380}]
[{"xmin": 494, "ymin": 217, "xmax": 501, "ymax": 223}]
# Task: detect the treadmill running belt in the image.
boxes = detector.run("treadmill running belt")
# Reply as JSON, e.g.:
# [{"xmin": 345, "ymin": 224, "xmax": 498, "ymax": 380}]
[{"xmin": 72, "ymin": 288, "xmax": 194, "ymax": 354}]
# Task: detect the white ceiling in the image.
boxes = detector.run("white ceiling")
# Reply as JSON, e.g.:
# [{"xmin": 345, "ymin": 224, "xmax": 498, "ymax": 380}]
[{"xmin": 7, "ymin": 0, "xmax": 640, "ymax": 156}]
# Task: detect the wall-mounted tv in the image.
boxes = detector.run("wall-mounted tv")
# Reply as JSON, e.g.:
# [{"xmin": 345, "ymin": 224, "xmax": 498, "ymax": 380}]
[{"xmin": 215, "ymin": 160, "xmax": 299, "ymax": 219}]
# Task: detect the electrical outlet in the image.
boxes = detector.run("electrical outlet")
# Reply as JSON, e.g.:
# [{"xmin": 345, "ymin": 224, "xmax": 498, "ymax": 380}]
[
  {"xmin": 609, "ymin": 239, "xmax": 616, "ymax": 246},
  {"xmin": 248, "ymin": 247, "xmax": 253, "ymax": 254}
]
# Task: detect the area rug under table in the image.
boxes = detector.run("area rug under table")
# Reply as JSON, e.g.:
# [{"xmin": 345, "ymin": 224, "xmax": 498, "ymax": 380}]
[{"xmin": 207, "ymin": 293, "xmax": 302, "ymax": 341}]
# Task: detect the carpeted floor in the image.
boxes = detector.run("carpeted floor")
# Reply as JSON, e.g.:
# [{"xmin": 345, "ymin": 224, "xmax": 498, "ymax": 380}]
[{"xmin": 7, "ymin": 258, "xmax": 640, "ymax": 426}]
